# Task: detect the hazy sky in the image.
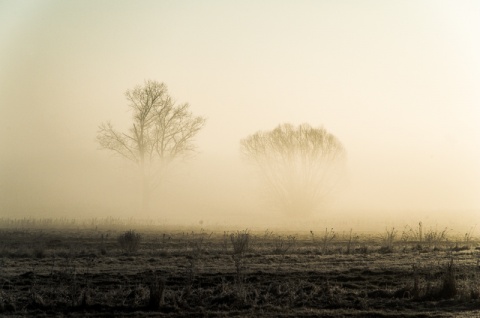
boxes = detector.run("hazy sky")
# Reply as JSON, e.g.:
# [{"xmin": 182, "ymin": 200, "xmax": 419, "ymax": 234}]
[{"xmin": 1, "ymin": 1, "xmax": 479, "ymax": 227}]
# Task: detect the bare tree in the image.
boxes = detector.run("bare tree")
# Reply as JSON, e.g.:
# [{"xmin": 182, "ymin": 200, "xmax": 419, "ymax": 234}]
[
  {"xmin": 240, "ymin": 123, "xmax": 346, "ymax": 217},
  {"xmin": 97, "ymin": 80, "xmax": 206, "ymax": 213}
]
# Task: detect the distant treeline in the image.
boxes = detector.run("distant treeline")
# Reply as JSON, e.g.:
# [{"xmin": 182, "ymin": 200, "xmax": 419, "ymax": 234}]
[{"xmin": 0, "ymin": 217, "xmax": 171, "ymax": 230}]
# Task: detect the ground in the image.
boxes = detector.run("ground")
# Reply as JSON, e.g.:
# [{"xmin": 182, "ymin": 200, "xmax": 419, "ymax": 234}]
[{"xmin": 0, "ymin": 220, "xmax": 479, "ymax": 317}]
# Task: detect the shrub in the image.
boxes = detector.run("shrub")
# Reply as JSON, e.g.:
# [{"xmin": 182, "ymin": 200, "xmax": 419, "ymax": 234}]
[
  {"xmin": 424, "ymin": 226, "xmax": 448, "ymax": 250},
  {"xmin": 117, "ymin": 230, "xmax": 142, "ymax": 254},
  {"xmin": 230, "ymin": 230, "xmax": 250, "ymax": 284},
  {"xmin": 380, "ymin": 227, "xmax": 397, "ymax": 253}
]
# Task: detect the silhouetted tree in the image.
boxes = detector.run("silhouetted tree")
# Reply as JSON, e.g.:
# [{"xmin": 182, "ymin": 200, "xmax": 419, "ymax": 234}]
[
  {"xmin": 240, "ymin": 123, "xmax": 346, "ymax": 216},
  {"xmin": 97, "ymin": 80, "xmax": 206, "ymax": 213}
]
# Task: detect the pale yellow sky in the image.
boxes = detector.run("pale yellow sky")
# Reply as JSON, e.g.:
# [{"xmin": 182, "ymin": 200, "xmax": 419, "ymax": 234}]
[{"xmin": 0, "ymin": 1, "xmax": 479, "ymax": 227}]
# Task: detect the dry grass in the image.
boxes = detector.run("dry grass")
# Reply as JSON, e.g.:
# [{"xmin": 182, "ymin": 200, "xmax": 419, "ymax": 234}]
[{"xmin": 0, "ymin": 221, "xmax": 479, "ymax": 317}]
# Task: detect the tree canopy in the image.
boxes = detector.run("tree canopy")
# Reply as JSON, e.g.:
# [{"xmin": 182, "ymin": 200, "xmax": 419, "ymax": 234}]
[
  {"xmin": 97, "ymin": 80, "xmax": 206, "ymax": 213},
  {"xmin": 240, "ymin": 123, "xmax": 346, "ymax": 216}
]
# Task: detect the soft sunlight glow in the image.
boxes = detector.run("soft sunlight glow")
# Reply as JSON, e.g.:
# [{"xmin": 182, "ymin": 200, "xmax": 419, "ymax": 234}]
[{"xmin": 1, "ymin": 1, "xmax": 479, "ymax": 229}]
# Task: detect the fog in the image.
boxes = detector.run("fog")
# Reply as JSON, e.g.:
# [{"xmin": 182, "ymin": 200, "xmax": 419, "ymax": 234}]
[{"xmin": 1, "ymin": 1, "xmax": 479, "ymax": 231}]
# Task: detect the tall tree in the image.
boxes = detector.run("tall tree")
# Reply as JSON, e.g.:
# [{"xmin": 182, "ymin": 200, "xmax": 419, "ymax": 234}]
[
  {"xmin": 240, "ymin": 123, "xmax": 346, "ymax": 217},
  {"xmin": 97, "ymin": 80, "xmax": 206, "ymax": 213}
]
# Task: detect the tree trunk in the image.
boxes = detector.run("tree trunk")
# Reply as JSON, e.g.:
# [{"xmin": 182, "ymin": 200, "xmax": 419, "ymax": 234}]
[{"xmin": 141, "ymin": 164, "xmax": 150, "ymax": 215}]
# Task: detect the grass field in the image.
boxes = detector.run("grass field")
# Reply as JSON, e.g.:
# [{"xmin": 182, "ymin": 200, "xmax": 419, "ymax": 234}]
[{"xmin": 0, "ymin": 219, "xmax": 479, "ymax": 317}]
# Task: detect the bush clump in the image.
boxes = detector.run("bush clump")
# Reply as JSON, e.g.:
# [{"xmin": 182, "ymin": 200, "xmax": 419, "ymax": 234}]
[{"xmin": 118, "ymin": 230, "xmax": 142, "ymax": 254}]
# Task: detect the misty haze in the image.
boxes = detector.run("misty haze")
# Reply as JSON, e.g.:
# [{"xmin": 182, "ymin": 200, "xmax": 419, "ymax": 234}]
[{"xmin": 1, "ymin": 1, "xmax": 480, "ymax": 316}]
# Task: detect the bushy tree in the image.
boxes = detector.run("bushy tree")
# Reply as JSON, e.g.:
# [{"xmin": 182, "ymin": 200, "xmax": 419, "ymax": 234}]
[
  {"xmin": 240, "ymin": 123, "xmax": 346, "ymax": 216},
  {"xmin": 97, "ymin": 80, "xmax": 206, "ymax": 213}
]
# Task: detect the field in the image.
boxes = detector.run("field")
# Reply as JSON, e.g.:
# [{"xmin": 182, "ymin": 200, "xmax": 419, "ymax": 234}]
[{"xmin": 0, "ymin": 219, "xmax": 480, "ymax": 317}]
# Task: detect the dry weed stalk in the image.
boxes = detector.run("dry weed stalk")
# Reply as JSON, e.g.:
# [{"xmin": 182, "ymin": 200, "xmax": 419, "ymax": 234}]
[
  {"xmin": 439, "ymin": 257, "xmax": 457, "ymax": 299},
  {"xmin": 309, "ymin": 229, "xmax": 336, "ymax": 254},
  {"xmin": 185, "ymin": 230, "xmax": 211, "ymax": 287},
  {"xmin": 148, "ymin": 276, "xmax": 166, "ymax": 310},
  {"xmin": 345, "ymin": 229, "xmax": 359, "ymax": 254},
  {"xmin": 321, "ymin": 228, "xmax": 336, "ymax": 254}
]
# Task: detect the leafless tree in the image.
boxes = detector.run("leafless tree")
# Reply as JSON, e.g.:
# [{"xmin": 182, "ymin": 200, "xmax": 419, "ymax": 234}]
[
  {"xmin": 97, "ymin": 80, "xmax": 206, "ymax": 213},
  {"xmin": 240, "ymin": 123, "xmax": 346, "ymax": 216}
]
